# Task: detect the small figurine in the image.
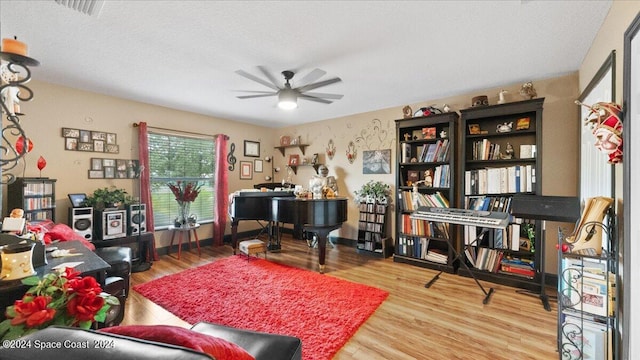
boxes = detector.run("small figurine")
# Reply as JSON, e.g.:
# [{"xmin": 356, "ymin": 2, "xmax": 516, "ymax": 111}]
[
  {"xmin": 443, "ymin": 104, "xmax": 451, "ymax": 113},
  {"xmin": 402, "ymin": 105, "xmax": 413, "ymax": 119},
  {"xmin": 498, "ymin": 90, "xmax": 508, "ymax": 104},
  {"xmin": 496, "ymin": 122, "xmax": 513, "ymax": 133},
  {"xmin": 424, "ymin": 169, "xmax": 434, "ymax": 187},
  {"xmin": 440, "ymin": 129, "xmax": 447, "ymax": 139},
  {"xmin": 520, "ymin": 82, "xmax": 537, "ymax": 100},
  {"xmin": 500, "ymin": 143, "xmax": 515, "ymax": 159}
]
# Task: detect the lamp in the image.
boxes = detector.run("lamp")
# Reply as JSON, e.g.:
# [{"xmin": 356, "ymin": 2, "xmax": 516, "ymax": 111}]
[{"xmin": 278, "ymin": 88, "xmax": 297, "ymax": 110}]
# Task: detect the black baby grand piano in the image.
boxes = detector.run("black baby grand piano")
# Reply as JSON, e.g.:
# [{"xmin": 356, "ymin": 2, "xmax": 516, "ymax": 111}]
[{"xmin": 229, "ymin": 191, "xmax": 348, "ymax": 273}]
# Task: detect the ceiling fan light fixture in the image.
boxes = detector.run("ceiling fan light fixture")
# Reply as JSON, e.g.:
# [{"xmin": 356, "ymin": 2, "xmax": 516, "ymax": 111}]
[{"xmin": 278, "ymin": 89, "xmax": 298, "ymax": 110}]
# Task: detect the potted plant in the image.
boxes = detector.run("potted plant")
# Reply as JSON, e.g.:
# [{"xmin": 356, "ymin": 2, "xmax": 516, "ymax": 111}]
[
  {"xmin": 82, "ymin": 187, "xmax": 132, "ymax": 210},
  {"xmin": 354, "ymin": 180, "xmax": 391, "ymax": 204}
]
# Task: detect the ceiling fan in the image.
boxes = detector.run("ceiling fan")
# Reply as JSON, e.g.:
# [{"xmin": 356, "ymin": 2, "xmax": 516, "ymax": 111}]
[{"xmin": 235, "ymin": 67, "xmax": 343, "ymax": 110}]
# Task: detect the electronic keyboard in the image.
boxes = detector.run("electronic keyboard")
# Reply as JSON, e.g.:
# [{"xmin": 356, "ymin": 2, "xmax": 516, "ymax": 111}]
[{"xmin": 412, "ymin": 206, "xmax": 509, "ymax": 228}]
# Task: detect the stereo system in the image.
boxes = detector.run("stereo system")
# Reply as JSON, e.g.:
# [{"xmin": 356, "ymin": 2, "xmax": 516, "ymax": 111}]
[
  {"xmin": 95, "ymin": 209, "xmax": 127, "ymax": 240},
  {"xmin": 126, "ymin": 203, "xmax": 147, "ymax": 235},
  {"xmin": 68, "ymin": 207, "xmax": 93, "ymax": 241}
]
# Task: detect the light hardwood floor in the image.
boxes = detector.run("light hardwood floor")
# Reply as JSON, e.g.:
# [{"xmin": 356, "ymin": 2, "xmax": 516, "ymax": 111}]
[{"xmin": 125, "ymin": 235, "xmax": 559, "ymax": 360}]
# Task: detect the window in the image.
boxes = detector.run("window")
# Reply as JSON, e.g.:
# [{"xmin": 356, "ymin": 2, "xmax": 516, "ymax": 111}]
[{"xmin": 148, "ymin": 131, "xmax": 216, "ymax": 228}]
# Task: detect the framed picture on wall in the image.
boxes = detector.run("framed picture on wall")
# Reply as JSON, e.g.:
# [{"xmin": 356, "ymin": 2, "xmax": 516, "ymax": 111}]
[
  {"xmin": 254, "ymin": 159, "xmax": 263, "ymax": 173},
  {"xmin": 240, "ymin": 161, "xmax": 252, "ymax": 179},
  {"xmin": 91, "ymin": 158, "xmax": 103, "ymax": 170},
  {"xmin": 104, "ymin": 166, "xmax": 115, "ymax": 178},
  {"xmin": 65, "ymin": 138, "xmax": 78, "ymax": 150},
  {"xmin": 88, "ymin": 170, "xmax": 103, "ymax": 179},
  {"xmin": 62, "ymin": 128, "xmax": 79, "ymax": 138},
  {"xmin": 288, "ymin": 154, "xmax": 300, "ymax": 166},
  {"xmin": 244, "ymin": 140, "xmax": 260, "ymax": 157}
]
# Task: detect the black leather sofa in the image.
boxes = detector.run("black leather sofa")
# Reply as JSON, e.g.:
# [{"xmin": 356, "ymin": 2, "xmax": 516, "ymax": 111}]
[{"xmin": 1, "ymin": 322, "xmax": 302, "ymax": 360}]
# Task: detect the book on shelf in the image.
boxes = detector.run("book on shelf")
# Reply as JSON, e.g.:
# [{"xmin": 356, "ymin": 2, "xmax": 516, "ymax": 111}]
[
  {"xmin": 560, "ymin": 311, "xmax": 613, "ymax": 360},
  {"xmin": 560, "ymin": 264, "xmax": 616, "ymax": 317},
  {"xmin": 464, "ymin": 165, "xmax": 535, "ymax": 195}
]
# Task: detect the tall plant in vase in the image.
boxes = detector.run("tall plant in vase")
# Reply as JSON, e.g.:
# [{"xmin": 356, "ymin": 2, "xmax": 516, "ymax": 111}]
[{"xmin": 167, "ymin": 181, "xmax": 202, "ymax": 227}]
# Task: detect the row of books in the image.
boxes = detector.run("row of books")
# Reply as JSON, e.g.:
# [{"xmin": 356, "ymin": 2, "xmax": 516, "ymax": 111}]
[
  {"xmin": 463, "ymin": 221, "xmax": 534, "ymax": 252},
  {"xmin": 465, "ymin": 195, "xmax": 513, "ymax": 213},
  {"xmin": 471, "ymin": 139, "xmax": 503, "ymax": 161},
  {"xmin": 397, "ymin": 190, "xmax": 449, "ymax": 212},
  {"xmin": 560, "ymin": 257, "xmax": 616, "ymax": 318},
  {"xmin": 23, "ymin": 196, "xmax": 55, "ymax": 210},
  {"xmin": 23, "ymin": 182, "xmax": 54, "ymax": 196},
  {"xmin": 396, "ymin": 235, "xmax": 448, "ymax": 264},
  {"xmin": 560, "ymin": 311, "xmax": 613, "ymax": 360},
  {"xmin": 465, "ymin": 248, "xmax": 536, "ymax": 278},
  {"xmin": 416, "ymin": 139, "xmax": 451, "ymax": 163},
  {"xmin": 358, "ymin": 231, "xmax": 385, "ymax": 243},
  {"xmin": 399, "ymin": 214, "xmax": 449, "ymax": 238},
  {"xmin": 359, "ymin": 212, "xmax": 385, "ymax": 223},
  {"xmin": 358, "ymin": 202, "xmax": 387, "ymax": 214},
  {"xmin": 464, "ymin": 165, "xmax": 536, "ymax": 195},
  {"xmin": 470, "ymin": 139, "xmax": 537, "ymax": 161}
]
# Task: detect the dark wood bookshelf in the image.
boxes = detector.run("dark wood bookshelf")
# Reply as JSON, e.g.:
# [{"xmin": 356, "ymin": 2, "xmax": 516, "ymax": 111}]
[{"xmin": 393, "ymin": 112, "xmax": 458, "ymax": 273}]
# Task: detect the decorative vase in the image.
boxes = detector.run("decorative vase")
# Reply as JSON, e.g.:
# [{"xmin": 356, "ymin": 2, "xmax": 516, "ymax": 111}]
[{"xmin": 175, "ymin": 201, "xmax": 191, "ymax": 227}]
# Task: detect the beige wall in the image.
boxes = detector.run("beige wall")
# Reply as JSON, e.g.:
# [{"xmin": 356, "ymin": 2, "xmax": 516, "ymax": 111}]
[
  {"xmin": 6, "ymin": 67, "xmax": 579, "ymax": 274},
  {"xmin": 4, "ymin": 80, "xmax": 276, "ymax": 249},
  {"xmin": 280, "ymin": 73, "xmax": 580, "ymax": 273}
]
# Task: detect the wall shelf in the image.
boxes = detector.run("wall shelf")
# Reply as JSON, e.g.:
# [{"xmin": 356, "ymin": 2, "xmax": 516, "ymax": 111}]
[
  {"xmin": 288, "ymin": 163, "xmax": 321, "ymax": 175},
  {"xmin": 275, "ymin": 144, "xmax": 308, "ymax": 156}
]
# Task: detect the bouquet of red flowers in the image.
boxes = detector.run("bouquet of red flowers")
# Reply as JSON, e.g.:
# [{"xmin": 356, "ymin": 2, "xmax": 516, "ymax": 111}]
[
  {"xmin": 167, "ymin": 181, "xmax": 202, "ymax": 202},
  {"xmin": 0, "ymin": 267, "xmax": 118, "ymax": 340}
]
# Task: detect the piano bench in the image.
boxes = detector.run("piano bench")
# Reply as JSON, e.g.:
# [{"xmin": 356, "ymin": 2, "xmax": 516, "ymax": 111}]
[{"xmin": 239, "ymin": 239, "xmax": 267, "ymax": 260}]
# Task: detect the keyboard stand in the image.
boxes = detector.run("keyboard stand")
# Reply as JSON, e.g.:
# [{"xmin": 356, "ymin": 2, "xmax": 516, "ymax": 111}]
[{"xmin": 425, "ymin": 227, "xmax": 495, "ymax": 305}]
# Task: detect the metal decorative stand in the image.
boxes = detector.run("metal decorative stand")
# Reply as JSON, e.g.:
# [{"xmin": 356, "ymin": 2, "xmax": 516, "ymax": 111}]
[
  {"xmin": 0, "ymin": 51, "xmax": 39, "ymax": 184},
  {"xmin": 557, "ymin": 210, "xmax": 617, "ymax": 360}
]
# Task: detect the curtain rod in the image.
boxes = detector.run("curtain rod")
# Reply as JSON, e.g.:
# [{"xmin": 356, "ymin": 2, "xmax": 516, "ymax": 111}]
[{"xmin": 133, "ymin": 122, "xmax": 229, "ymax": 140}]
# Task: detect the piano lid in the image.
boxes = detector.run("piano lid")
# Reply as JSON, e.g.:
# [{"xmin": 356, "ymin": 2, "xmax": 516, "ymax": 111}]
[{"xmin": 232, "ymin": 190, "xmax": 295, "ymax": 197}]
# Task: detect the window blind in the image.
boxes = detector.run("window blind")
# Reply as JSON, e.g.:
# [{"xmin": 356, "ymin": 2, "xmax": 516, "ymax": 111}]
[{"xmin": 147, "ymin": 131, "xmax": 216, "ymax": 227}]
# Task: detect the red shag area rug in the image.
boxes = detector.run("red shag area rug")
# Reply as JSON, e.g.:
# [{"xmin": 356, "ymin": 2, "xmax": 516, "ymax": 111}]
[{"xmin": 133, "ymin": 255, "xmax": 388, "ymax": 360}]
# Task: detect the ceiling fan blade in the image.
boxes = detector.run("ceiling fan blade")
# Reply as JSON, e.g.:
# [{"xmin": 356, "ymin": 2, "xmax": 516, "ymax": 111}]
[
  {"xmin": 297, "ymin": 68, "xmax": 326, "ymax": 87},
  {"xmin": 303, "ymin": 92, "xmax": 344, "ymax": 100},
  {"xmin": 237, "ymin": 93, "xmax": 278, "ymax": 99},
  {"xmin": 235, "ymin": 69, "xmax": 280, "ymax": 91},
  {"xmin": 234, "ymin": 90, "xmax": 276, "ymax": 94},
  {"xmin": 297, "ymin": 77, "xmax": 342, "ymax": 93},
  {"xmin": 299, "ymin": 94, "xmax": 333, "ymax": 104},
  {"xmin": 257, "ymin": 66, "xmax": 283, "ymax": 89}
]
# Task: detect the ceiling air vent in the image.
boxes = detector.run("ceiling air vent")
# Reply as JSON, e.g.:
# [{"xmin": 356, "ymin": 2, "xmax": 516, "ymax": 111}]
[{"xmin": 54, "ymin": 0, "xmax": 105, "ymax": 17}]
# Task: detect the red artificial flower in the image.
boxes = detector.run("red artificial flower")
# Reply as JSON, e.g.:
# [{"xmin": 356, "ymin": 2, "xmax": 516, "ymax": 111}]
[
  {"xmin": 167, "ymin": 181, "xmax": 202, "ymax": 202},
  {"xmin": 66, "ymin": 276, "xmax": 102, "ymax": 297},
  {"xmin": 10, "ymin": 296, "xmax": 56, "ymax": 327},
  {"xmin": 66, "ymin": 292, "xmax": 105, "ymax": 322},
  {"xmin": 63, "ymin": 267, "xmax": 81, "ymax": 280}
]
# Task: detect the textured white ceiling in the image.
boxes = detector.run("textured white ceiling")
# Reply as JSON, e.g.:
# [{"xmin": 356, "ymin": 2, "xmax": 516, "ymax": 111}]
[{"xmin": 0, "ymin": 0, "xmax": 612, "ymax": 128}]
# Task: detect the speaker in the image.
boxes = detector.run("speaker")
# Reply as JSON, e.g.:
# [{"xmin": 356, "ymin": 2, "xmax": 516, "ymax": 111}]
[
  {"xmin": 95, "ymin": 209, "xmax": 127, "ymax": 240},
  {"xmin": 126, "ymin": 203, "xmax": 147, "ymax": 235},
  {"xmin": 511, "ymin": 195, "xmax": 581, "ymax": 222},
  {"xmin": 68, "ymin": 207, "xmax": 93, "ymax": 241}
]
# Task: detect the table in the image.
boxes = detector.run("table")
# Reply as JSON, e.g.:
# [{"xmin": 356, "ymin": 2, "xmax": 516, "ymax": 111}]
[
  {"xmin": 168, "ymin": 223, "xmax": 201, "ymax": 259},
  {"xmin": 0, "ymin": 240, "xmax": 111, "ymax": 317}
]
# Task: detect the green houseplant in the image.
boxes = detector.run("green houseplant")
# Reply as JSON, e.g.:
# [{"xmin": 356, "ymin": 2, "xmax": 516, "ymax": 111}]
[
  {"xmin": 354, "ymin": 180, "xmax": 391, "ymax": 204},
  {"xmin": 82, "ymin": 186, "xmax": 132, "ymax": 210}
]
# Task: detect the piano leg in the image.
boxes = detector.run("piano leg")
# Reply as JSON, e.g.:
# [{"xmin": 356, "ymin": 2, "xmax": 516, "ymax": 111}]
[{"xmin": 304, "ymin": 226, "xmax": 340, "ymax": 274}]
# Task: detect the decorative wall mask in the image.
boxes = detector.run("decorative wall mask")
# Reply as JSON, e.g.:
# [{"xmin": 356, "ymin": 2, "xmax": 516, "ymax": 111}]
[
  {"xmin": 576, "ymin": 100, "xmax": 623, "ymax": 164},
  {"xmin": 346, "ymin": 141, "xmax": 356, "ymax": 164},
  {"xmin": 326, "ymin": 139, "xmax": 335, "ymax": 160}
]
